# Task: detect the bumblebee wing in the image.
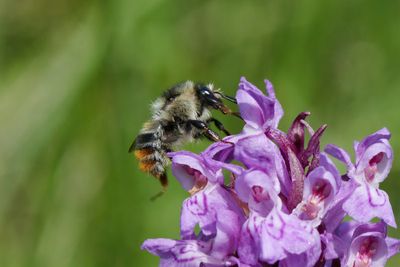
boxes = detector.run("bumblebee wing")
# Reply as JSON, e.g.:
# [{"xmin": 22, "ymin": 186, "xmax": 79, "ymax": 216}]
[{"xmin": 128, "ymin": 137, "xmax": 137, "ymax": 153}]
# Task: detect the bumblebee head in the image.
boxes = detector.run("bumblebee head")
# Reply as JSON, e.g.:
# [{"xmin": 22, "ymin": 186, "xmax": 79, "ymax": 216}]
[
  {"xmin": 195, "ymin": 84, "xmax": 221, "ymax": 108},
  {"xmin": 195, "ymin": 84, "xmax": 237, "ymax": 115}
]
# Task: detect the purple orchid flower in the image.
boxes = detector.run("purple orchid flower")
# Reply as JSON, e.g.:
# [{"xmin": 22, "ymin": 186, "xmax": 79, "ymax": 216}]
[
  {"xmin": 329, "ymin": 222, "xmax": 400, "ymax": 267},
  {"xmin": 169, "ymin": 151, "xmax": 220, "ymax": 191},
  {"xmin": 234, "ymin": 168, "xmax": 281, "ymax": 215},
  {"xmin": 236, "ymin": 77, "xmax": 283, "ymax": 131},
  {"xmin": 325, "ymin": 128, "xmax": 396, "ymax": 228},
  {"xmin": 234, "ymin": 168, "xmax": 318, "ymax": 265},
  {"xmin": 143, "ymin": 183, "xmax": 246, "ymax": 266},
  {"xmin": 180, "ymin": 183, "xmax": 245, "ymax": 244},
  {"xmin": 202, "ymin": 130, "xmax": 291, "ymax": 197},
  {"xmin": 292, "ymin": 153, "xmax": 341, "ymax": 226},
  {"xmin": 278, "ymin": 229, "xmax": 322, "ymax": 267},
  {"xmin": 141, "ymin": 77, "xmax": 399, "ymax": 266},
  {"xmin": 141, "ymin": 238, "xmax": 240, "ymax": 267},
  {"xmin": 169, "ymin": 151, "xmax": 243, "ymax": 192},
  {"xmin": 238, "ymin": 210, "xmax": 319, "ymax": 266}
]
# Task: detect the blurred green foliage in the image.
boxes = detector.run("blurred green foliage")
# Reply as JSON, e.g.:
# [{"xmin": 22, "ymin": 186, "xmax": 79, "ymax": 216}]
[{"xmin": 0, "ymin": 0, "xmax": 399, "ymax": 266}]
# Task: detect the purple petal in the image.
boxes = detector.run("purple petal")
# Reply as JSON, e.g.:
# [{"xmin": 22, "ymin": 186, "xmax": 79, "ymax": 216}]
[
  {"xmin": 344, "ymin": 232, "xmax": 388, "ymax": 267},
  {"xmin": 319, "ymin": 152, "xmax": 341, "ymax": 188},
  {"xmin": 202, "ymin": 136, "xmax": 237, "ymax": 163},
  {"xmin": 264, "ymin": 79, "xmax": 284, "ymax": 128},
  {"xmin": 293, "ymin": 165, "xmax": 337, "ymax": 226},
  {"xmin": 233, "ymin": 131, "xmax": 276, "ymax": 170},
  {"xmin": 323, "ymin": 181, "xmax": 359, "ymax": 232},
  {"xmin": 338, "ymin": 222, "xmax": 399, "ymax": 267},
  {"xmin": 260, "ymin": 225, "xmax": 286, "ymax": 263},
  {"xmin": 321, "ymin": 232, "xmax": 341, "ymax": 260},
  {"xmin": 265, "ymin": 127, "xmax": 305, "ymax": 211},
  {"xmin": 279, "ymin": 230, "xmax": 321, "ymax": 267},
  {"xmin": 236, "ymin": 77, "xmax": 283, "ymax": 130},
  {"xmin": 334, "ymin": 221, "xmax": 362, "ymax": 250},
  {"xmin": 233, "ymin": 130, "xmax": 290, "ymax": 196},
  {"xmin": 240, "ymin": 211, "xmax": 315, "ymax": 265},
  {"xmin": 209, "ymin": 209, "xmax": 243, "ymax": 259},
  {"xmin": 236, "ymin": 78, "xmax": 273, "ymax": 129},
  {"xmin": 259, "ymin": 209, "xmax": 318, "ymax": 264},
  {"xmin": 180, "ymin": 184, "xmax": 245, "ymax": 240},
  {"xmin": 238, "ymin": 214, "xmax": 263, "ymax": 265},
  {"xmin": 287, "ymin": 112, "xmax": 311, "ymax": 154},
  {"xmin": 352, "ymin": 221, "xmax": 387, "ymax": 238},
  {"xmin": 141, "ymin": 238, "xmax": 177, "ymax": 255},
  {"xmin": 141, "ymin": 239, "xmax": 215, "ymax": 267},
  {"xmin": 181, "ymin": 188, "xmax": 216, "ymax": 239},
  {"xmin": 386, "ymin": 237, "xmax": 400, "ymax": 258},
  {"xmin": 299, "ymin": 124, "xmax": 327, "ymax": 168},
  {"xmin": 170, "ymin": 151, "xmax": 218, "ymax": 190},
  {"xmin": 226, "ymin": 256, "xmax": 262, "ymax": 267},
  {"xmin": 355, "ymin": 140, "xmax": 393, "ymax": 185},
  {"xmin": 354, "ymin": 127, "xmax": 391, "ymax": 159},
  {"xmin": 286, "ymin": 148, "xmax": 305, "ymax": 211},
  {"xmin": 343, "ymin": 184, "xmax": 397, "ymax": 228},
  {"xmin": 235, "ymin": 169, "xmax": 281, "ymax": 216},
  {"xmin": 325, "ymin": 144, "xmax": 354, "ymax": 172}
]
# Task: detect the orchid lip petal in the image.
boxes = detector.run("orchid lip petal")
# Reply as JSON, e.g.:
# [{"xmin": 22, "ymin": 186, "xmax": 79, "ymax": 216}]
[{"xmin": 343, "ymin": 185, "xmax": 397, "ymax": 228}]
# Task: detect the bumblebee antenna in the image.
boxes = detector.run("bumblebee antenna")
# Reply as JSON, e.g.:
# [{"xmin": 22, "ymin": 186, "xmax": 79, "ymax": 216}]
[
  {"xmin": 213, "ymin": 92, "xmax": 242, "ymax": 120},
  {"xmin": 214, "ymin": 92, "xmax": 237, "ymax": 104}
]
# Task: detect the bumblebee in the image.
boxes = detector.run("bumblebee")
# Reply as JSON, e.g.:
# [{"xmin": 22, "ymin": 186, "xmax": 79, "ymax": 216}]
[{"xmin": 129, "ymin": 81, "xmax": 238, "ymax": 191}]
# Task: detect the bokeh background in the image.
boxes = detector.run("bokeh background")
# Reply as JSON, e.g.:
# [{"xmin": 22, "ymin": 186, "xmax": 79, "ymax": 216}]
[{"xmin": 0, "ymin": 0, "xmax": 399, "ymax": 266}]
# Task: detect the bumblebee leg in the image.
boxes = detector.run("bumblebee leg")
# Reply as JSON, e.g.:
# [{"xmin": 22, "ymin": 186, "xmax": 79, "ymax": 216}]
[
  {"xmin": 203, "ymin": 130, "xmax": 222, "ymax": 142},
  {"xmin": 231, "ymin": 111, "xmax": 243, "ymax": 120},
  {"xmin": 207, "ymin": 118, "xmax": 231, "ymax": 136},
  {"xmin": 150, "ymin": 172, "xmax": 168, "ymax": 201},
  {"xmin": 188, "ymin": 120, "xmax": 222, "ymax": 142}
]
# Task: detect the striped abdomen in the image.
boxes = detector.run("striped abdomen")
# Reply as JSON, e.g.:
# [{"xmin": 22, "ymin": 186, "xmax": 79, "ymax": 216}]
[{"xmin": 129, "ymin": 132, "xmax": 169, "ymax": 188}]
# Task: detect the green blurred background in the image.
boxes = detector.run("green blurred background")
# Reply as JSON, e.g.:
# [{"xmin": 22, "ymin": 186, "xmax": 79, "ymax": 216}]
[{"xmin": 0, "ymin": 0, "xmax": 399, "ymax": 266}]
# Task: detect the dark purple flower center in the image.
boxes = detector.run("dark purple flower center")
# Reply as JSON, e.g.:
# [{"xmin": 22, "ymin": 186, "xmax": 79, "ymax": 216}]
[
  {"xmin": 183, "ymin": 165, "xmax": 208, "ymax": 193},
  {"xmin": 353, "ymin": 237, "xmax": 379, "ymax": 267},
  {"xmin": 300, "ymin": 179, "xmax": 331, "ymax": 220},
  {"xmin": 364, "ymin": 152, "xmax": 384, "ymax": 183},
  {"xmin": 251, "ymin": 185, "xmax": 270, "ymax": 203},
  {"xmin": 311, "ymin": 179, "xmax": 331, "ymax": 201}
]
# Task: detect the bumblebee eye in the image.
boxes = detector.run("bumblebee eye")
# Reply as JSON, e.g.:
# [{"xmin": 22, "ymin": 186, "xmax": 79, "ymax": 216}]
[
  {"xmin": 196, "ymin": 85, "xmax": 224, "ymax": 109},
  {"xmin": 199, "ymin": 86, "xmax": 212, "ymax": 96}
]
